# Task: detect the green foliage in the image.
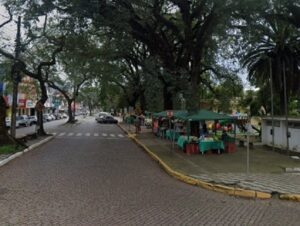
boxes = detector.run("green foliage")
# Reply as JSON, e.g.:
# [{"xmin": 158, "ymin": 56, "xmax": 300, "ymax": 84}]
[
  {"xmin": 1, "ymin": 0, "xmax": 299, "ymax": 115},
  {"xmin": 0, "ymin": 145, "xmax": 21, "ymax": 154}
]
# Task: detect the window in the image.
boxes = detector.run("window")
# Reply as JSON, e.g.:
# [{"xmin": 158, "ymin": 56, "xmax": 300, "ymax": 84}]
[
  {"xmin": 266, "ymin": 120, "xmax": 280, "ymax": 127},
  {"xmin": 288, "ymin": 122, "xmax": 300, "ymax": 129}
]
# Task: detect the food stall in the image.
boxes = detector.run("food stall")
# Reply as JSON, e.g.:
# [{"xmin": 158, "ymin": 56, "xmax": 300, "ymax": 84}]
[
  {"xmin": 152, "ymin": 110, "xmax": 187, "ymax": 138},
  {"xmin": 176, "ymin": 110, "xmax": 236, "ymax": 154}
]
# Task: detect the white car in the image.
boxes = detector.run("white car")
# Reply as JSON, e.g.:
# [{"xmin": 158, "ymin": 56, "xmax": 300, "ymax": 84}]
[
  {"xmin": 5, "ymin": 117, "xmax": 11, "ymax": 128},
  {"xmin": 43, "ymin": 114, "xmax": 52, "ymax": 122},
  {"xmin": 61, "ymin": 113, "xmax": 68, "ymax": 118},
  {"xmin": 16, "ymin": 115, "xmax": 30, "ymax": 127},
  {"xmin": 28, "ymin": 116, "xmax": 38, "ymax": 125}
]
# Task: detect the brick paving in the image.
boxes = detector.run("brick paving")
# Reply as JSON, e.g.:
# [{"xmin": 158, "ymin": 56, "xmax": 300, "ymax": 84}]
[
  {"xmin": 191, "ymin": 173, "xmax": 300, "ymax": 194},
  {"xmin": 133, "ymin": 125, "xmax": 300, "ymax": 196},
  {"xmin": 0, "ymin": 118, "xmax": 300, "ymax": 225}
]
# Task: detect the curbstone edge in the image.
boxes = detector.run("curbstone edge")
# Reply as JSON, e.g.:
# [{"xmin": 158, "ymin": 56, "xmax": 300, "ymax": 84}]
[
  {"xmin": 0, "ymin": 135, "xmax": 54, "ymax": 168},
  {"xmin": 117, "ymin": 124, "xmax": 273, "ymax": 200},
  {"xmin": 279, "ymin": 194, "xmax": 300, "ymax": 202},
  {"xmin": 118, "ymin": 124, "xmax": 274, "ymax": 201}
]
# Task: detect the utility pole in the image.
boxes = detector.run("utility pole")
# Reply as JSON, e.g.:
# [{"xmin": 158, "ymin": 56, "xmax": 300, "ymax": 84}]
[
  {"xmin": 73, "ymin": 84, "xmax": 76, "ymax": 122},
  {"xmin": 269, "ymin": 59, "xmax": 275, "ymax": 152},
  {"xmin": 283, "ymin": 61, "xmax": 289, "ymax": 155},
  {"xmin": 10, "ymin": 16, "xmax": 21, "ymax": 138}
]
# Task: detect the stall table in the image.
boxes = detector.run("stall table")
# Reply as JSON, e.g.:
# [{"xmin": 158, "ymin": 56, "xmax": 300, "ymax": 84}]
[
  {"xmin": 199, "ymin": 140, "xmax": 224, "ymax": 154},
  {"xmin": 166, "ymin": 129, "xmax": 182, "ymax": 141},
  {"xmin": 177, "ymin": 135, "xmax": 198, "ymax": 150}
]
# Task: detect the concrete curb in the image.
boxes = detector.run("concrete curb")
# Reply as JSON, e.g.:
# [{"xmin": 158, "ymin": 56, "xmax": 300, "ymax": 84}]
[
  {"xmin": 118, "ymin": 124, "xmax": 272, "ymax": 200},
  {"xmin": 0, "ymin": 135, "xmax": 54, "ymax": 168},
  {"xmin": 279, "ymin": 194, "xmax": 300, "ymax": 202}
]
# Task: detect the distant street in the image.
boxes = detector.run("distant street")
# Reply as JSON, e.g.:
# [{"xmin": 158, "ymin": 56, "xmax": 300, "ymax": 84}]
[
  {"xmin": 0, "ymin": 116, "xmax": 300, "ymax": 225},
  {"xmin": 15, "ymin": 118, "xmax": 69, "ymax": 137}
]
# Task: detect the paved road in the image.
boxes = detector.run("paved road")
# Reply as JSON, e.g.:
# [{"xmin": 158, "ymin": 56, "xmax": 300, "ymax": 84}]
[
  {"xmin": 0, "ymin": 117, "xmax": 300, "ymax": 225},
  {"xmin": 15, "ymin": 118, "xmax": 68, "ymax": 137}
]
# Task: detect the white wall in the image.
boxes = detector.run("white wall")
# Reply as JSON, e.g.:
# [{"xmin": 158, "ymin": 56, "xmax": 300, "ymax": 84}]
[{"xmin": 262, "ymin": 118, "xmax": 300, "ymax": 153}]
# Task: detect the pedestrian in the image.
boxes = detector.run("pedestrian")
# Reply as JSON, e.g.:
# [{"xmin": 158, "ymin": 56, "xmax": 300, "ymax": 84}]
[
  {"xmin": 221, "ymin": 130, "xmax": 228, "ymax": 141},
  {"xmin": 134, "ymin": 116, "xmax": 141, "ymax": 134}
]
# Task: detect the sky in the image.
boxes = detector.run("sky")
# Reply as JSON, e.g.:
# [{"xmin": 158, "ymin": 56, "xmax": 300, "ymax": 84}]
[{"xmin": 0, "ymin": 4, "xmax": 252, "ymax": 90}]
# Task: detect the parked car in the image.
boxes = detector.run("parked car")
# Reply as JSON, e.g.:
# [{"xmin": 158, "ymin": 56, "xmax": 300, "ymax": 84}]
[
  {"xmin": 43, "ymin": 114, "xmax": 52, "ymax": 122},
  {"xmin": 96, "ymin": 115, "xmax": 118, "ymax": 124},
  {"xmin": 5, "ymin": 117, "xmax": 11, "ymax": 128},
  {"xmin": 95, "ymin": 112, "xmax": 110, "ymax": 122},
  {"xmin": 61, "ymin": 113, "xmax": 68, "ymax": 119},
  {"xmin": 28, "ymin": 116, "xmax": 38, "ymax": 125},
  {"xmin": 16, "ymin": 115, "xmax": 30, "ymax": 127},
  {"xmin": 53, "ymin": 113, "xmax": 62, "ymax": 120},
  {"xmin": 5, "ymin": 117, "xmax": 20, "ymax": 128}
]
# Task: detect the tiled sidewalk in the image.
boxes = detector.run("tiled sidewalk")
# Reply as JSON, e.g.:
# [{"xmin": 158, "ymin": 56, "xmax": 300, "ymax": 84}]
[{"xmin": 122, "ymin": 124, "xmax": 300, "ymax": 196}]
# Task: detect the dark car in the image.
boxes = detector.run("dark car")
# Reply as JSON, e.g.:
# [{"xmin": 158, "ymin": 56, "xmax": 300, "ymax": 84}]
[{"xmin": 97, "ymin": 115, "xmax": 118, "ymax": 124}]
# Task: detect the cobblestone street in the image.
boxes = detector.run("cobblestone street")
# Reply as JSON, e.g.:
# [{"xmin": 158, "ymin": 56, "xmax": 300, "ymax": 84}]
[{"xmin": 0, "ymin": 118, "xmax": 300, "ymax": 225}]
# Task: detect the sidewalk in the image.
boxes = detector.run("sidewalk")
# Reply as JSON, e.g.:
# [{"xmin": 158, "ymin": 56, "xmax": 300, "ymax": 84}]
[
  {"xmin": 120, "ymin": 123, "xmax": 300, "ymax": 200},
  {"xmin": 0, "ymin": 134, "xmax": 54, "ymax": 167}
]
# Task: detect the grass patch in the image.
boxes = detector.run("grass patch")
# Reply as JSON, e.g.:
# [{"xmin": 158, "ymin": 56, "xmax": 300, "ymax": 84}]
[{"xmin": 0, "ymin": 145, "xmax": 22, "ymax": 155}]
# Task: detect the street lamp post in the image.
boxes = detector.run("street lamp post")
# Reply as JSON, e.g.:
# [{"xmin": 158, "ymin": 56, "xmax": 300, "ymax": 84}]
[
  {"xmin": 282, "ymin": 61, "xmax": 289, "ymax": 155},
  {"xmin": 246, "ymin": 106, "xmax": 251, "ymax": 178},
  {"xmin": 269, "ymin": 59, "xmax": 275, "ymax": 152}
]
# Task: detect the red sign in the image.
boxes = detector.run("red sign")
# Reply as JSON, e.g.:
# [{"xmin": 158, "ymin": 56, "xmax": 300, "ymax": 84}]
[
  {"xmin": 18, "ymin": 99, "xmax": 26, "ymax": 108},
  {"xmin": 167, "ymin": 111, "xmax": 173, "ymax": 117},
  {"xmin": 3, "ymin": 96, "xmax": 8, "ymax": 106}
]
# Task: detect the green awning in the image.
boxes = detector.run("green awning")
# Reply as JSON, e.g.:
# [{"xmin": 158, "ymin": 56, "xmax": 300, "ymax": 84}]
[
  {"xmin": 153, "ymin": 110, "xmax": 188, "ymax": 118},
  {"xmin": 176, "ymin": 109, "xmax": 233, "ymax": 121}
]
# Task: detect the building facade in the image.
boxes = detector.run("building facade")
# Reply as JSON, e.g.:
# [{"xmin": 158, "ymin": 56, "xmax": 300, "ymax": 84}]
[{"xmin": 261, "ymin": 117, "xmax": 300, "ymax": 153}]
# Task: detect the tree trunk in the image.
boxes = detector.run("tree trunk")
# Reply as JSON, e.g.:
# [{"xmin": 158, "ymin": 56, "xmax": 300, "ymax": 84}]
[
  {"xmin": 140, "ymin": 90, "xmax": 146, "ymax": 112},
  {"xmin": 36, "ymin": 79, "xmax": 48, "ymax": 136},
  {"xmin": 279, "ymin": 95, "xmax": 285, "ymax": 115},
  {"xmin": 127, "ymin": 92, "xmax": 139, "ymax": 110},
  {"xmin": 88, "ymin": 103, "xmax": 93, "ymax": 116},
  {"xmin": 163, "ymin": 84, "xmax": 173, "ymax": 110},
  {"xmin": 10, "ymin": 79, "xmax": 19, "ymax": 138},
  {"xmin": 186, "ymin": 68, "xmax": 200, "ymax": 111},
  {"xmin": 67, "ymin": 99, "xmax": 74, "ymax": 123},
  {"xmin": 0, "ymin": 96, "xmax": 13, "ymax": 145}
]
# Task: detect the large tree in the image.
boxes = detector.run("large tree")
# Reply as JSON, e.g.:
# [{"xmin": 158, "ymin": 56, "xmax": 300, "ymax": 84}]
[
  {"xmin": 240, "ymin": 1, "xmax": 300, "ymax": 114},
  {"xmin": 47, "ymin": 33, "xmax": 98, "ymax": 122},
  {"xmin": 26, "ymin": 0, "xmax": 236, "ymax": 110}
]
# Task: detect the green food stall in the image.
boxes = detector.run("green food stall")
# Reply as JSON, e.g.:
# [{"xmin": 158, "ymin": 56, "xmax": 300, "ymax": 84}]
[
  {"xmin": 152, "ymin": 110, "xmax": 188, "ymax": 138},
  {"xmin": 176, "ymin": 110, "xmax": 236, "ymax": 154}
]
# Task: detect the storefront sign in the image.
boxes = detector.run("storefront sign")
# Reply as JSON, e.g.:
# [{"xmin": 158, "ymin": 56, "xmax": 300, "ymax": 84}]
[
  {"xmin": 7, "ymin": 95, "xmax": 12, "ymax": 106},
  {"xmin": 18, "ymin": 99, "xmax": 26, "ymax": 108},
  {"xmin": 3, "ymin": 96, "xmax": 8, "ymax": 106},
  {"xmin": 26, "ymin": 100, "xmax": 34, "ymax": 108}
]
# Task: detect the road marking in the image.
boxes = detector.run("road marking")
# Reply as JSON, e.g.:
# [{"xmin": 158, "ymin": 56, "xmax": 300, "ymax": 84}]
[
  {"xmin": 68, "ymin": 133, "xmax": 74, "ymax": 136},
  {"xmin": 110, "ymin": 134, "xmax": 115, "ymax": 137},
  {"xmin": 102, "ymin": 133, "xmax": 107, "ymax": 136},
  {"xmin": 76, "ymin": 133, "xmax": 82, "ymax": 136},
  {"xmin": 118, "ymin": 134, "xmax": 124, "ymax": 138},
  {"xmin": 52, "ymin": 132, "xmax": 57, "ymax": 135},
  {"xmin": 94, "ymin": 133, "xmax": 99, "ymax": 136},
  {"xmin": 85, "ymin": 133, "xmax": 90, "ymax": 136},
  {"xmin": 58, "ymin": 132, "xmax": 65, "ymax": 136}
]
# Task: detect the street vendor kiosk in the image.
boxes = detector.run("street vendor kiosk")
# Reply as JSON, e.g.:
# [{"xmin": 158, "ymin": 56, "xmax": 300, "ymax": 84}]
[{"xmin": 176, "ymin": 110, "xmax": 236, "ymax": 154}]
